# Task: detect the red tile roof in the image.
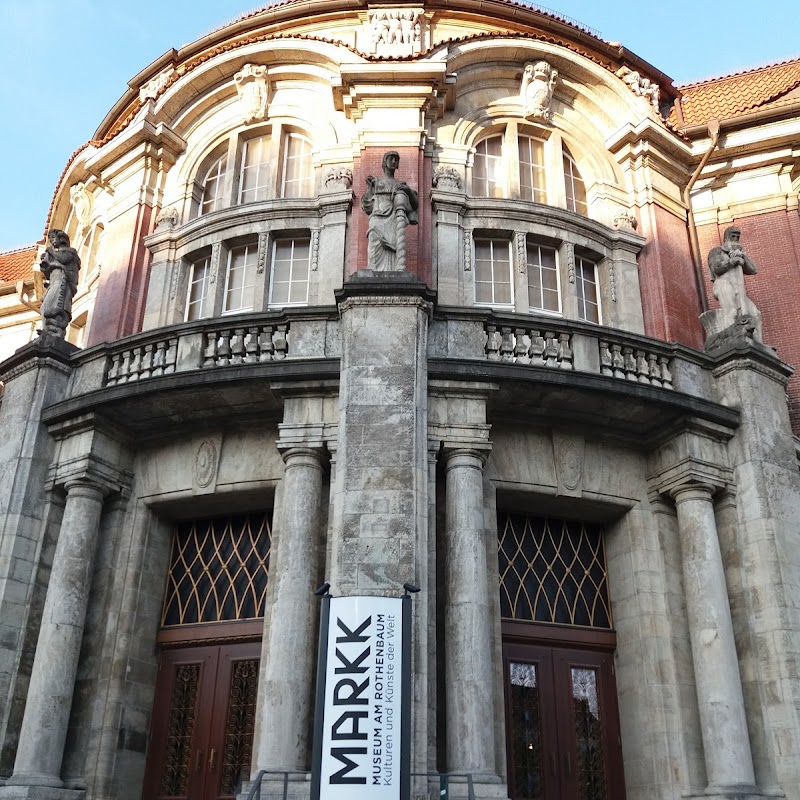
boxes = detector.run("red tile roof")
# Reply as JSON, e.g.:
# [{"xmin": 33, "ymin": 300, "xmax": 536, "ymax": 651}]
[
  {"xmin": 675, "ymin": 56, "xmax": 800, "ymax": 127},
  {"xmin": 0, "ymin": 245, "xmax": 38, "ymax": 285}
]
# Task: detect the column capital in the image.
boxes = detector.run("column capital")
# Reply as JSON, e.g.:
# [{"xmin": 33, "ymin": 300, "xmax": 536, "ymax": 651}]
[
  {"xmin": 278, "ymin": 446, "xmax": 327, "ymax": 471},
  {"xmin": 63, "ymin": 478, "xmax": 110, "ymax": 501},
  {"xmin": 648, "ymin": 457, "xmax": 732, "ymax": 502},
  {"xmin": 669, "ymin": 482, "xmax": 716, "ymax": 503}
]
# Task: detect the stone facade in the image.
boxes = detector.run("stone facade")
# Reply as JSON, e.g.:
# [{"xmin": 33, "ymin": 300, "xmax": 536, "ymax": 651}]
[{"xmin": 1, "ymin": 3, "xmax": 800, "ymax": 800}]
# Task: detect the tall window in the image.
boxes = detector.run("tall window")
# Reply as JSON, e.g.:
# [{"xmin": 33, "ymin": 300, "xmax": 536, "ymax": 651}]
[
  {"xmin": 281, "ymin": 134, "xmax": 314, "ymax": 198},
  {"xmin": 518, "ymin": 135, "xmax": 546, "ymax": 203},
  {"xmin": 270, "ymin": 238, "xmax": 310, "ymax": 306},
  {"xmin": 563, "ymin": 147, "xmax": 588, "ymax": 216},
  {"xmin": 185, "ymin": 256, "xmax": 210, "ymax": 321},
  {"xmin": 526, "ymin": 242, "xmax": 560, "ymax": 313},
  {"xmin": 473, "ymin": 136, "xmax": 504, "ymax": 198},
  {"xmin": 224, "ymin": 244, "xmax": 258, "ymax": 314},
  {"xmin": 239, "ymin": 135, "xmax": 272, "ymax": 204},
  {"xmin": 575, "ymin": 256, "xmax": 600, "ymax": 323},
  {"xmin": 474, "ymin": 238, "xmax": 513, "ymax": 306},
  {"xmin": 200, "ymin": 154, "xmax": 228, "ymax": 216}
]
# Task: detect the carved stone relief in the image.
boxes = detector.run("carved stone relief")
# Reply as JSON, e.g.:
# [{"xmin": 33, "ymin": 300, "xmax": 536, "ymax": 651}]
[
  {"xmin": 432, "ymin": 166, "xmax": 462, "ymax": 190},
  {"xmin": 463, "ymin": 230, "xmax": 472, "ymax": 271},
  {"xmin": 139, "ymin": 67, "xmax": 176, "ymax": 102},
  {"xmin": 552, "ymin": 431, "xmax": 585, "ymax": 497},
  {"xmin": 521, "ymin": 61, "xmax": 558, "ymax": 122},
  {"xmin": 155, "ymin": 206, "xmax": 180, "ymax": 229},
  {"xmin": 613, "ymin": 210, "xmax": 638, "ymax": 231},
  {"xmin": 69, "ymin": 183, "xmax": 92, "ymax": 227},
  {"xmin": 324, "ymin": 167, "xmax": 354, "ymax": 190},
  {"xmin": 367, "ymin": 8, "xmax": 423, "ymax": 55},
  {"xmin": 616, "ymin": 67, "xmax": 660, "ymax": 110},
  {"xmin": 234, "ymin": 64, "xmax": 269, "ymax": 124},
  {"xmin": 311, "ymin": 229, "xmax": 321, "ymax": 271},
  {"xmin": 193, "ymin": 435, "xmax": 223, "ymax": 494}
]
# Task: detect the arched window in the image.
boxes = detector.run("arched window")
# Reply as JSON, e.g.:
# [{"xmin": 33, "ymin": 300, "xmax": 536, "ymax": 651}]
[
  {"xmin": 200, "ymin": 154, "xmax": 228, "ymax": 216},
  {"xmin": 280, "ymin": 133, "xmax": 314, "ymax": 198},
  {"xmin": 562, "ymin": 146, "xmax": 587, "ymax": 216},
  {"xmin": 474, "ymin": 135, "xmax": 504, "ymax": 198},
  {"xmin": 239, "ymin": 135, "xmax": 272, "ymax": 204}
]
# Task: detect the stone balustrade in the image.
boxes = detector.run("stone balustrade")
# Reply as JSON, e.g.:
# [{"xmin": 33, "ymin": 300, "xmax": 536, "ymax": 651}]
[
  {"xmin": 51, "ymin": 308, "xmax": 709, "ymax": 405},
  {"xmin": 202, "ymin": 322, "xmax": 288, "ymax": 367},
  {"xmin": 599, "ymin": 338, "xmax": 673, "ymax": 389},
  {"xmin": 485, "ymin": 322, "xmax": 573, "ymax": 369},
  {"xmin": 106, "ymin": 337, "xmax": 178, "ymax": 385}
]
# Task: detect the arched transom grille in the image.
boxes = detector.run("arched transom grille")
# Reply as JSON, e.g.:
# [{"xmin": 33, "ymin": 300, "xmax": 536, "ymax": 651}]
[
  {"xmin": 498, "ymin": 514, "xmax": 611, "ymax": 628},
  {"xmin": 161, "ymin": 512, "xmax": 271, "ymax": 627}
]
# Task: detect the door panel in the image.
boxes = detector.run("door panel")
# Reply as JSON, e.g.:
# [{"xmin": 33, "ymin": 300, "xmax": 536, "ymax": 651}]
[
  {"xmin": 143, "ymin": 642, "xmax": 261, "ymax": 800},
  {"xmin": 504, "ymin": 642, "xmax": 625, "ymax": 800}
]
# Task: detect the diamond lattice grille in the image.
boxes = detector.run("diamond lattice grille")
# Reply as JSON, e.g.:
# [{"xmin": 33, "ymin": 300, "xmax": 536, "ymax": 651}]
[
  {"xmin": 498, "ymin": 515, "xmax": 611, "ymax": 628},
  {"xmin": 161, "ymin": 512, "xmax": 271, "ymax": 626}
]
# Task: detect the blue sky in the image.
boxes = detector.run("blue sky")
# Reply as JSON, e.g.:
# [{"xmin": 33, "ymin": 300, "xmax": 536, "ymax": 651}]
[{"xmin": 1, "ymin": 0, "xmax": 797, "ymax": 251}]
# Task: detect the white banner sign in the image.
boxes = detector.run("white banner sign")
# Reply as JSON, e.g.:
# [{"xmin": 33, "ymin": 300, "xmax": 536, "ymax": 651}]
[{"xmin": 318, "ymin": 595, "xmax": 403, "ymax": 800}]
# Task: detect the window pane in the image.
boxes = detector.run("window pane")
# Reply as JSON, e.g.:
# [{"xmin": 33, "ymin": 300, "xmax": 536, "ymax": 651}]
[
  {"xmin": 474, "ymin": 239, "xmax": 512, "ymax": 306},
  {"xmin": 519, "ymin": 136, "xmax": 546, "ymax": 203},
  {"xmin": 225, "ymin": 245, "xmax": 258, "ymax": 313},
  {"xmin": 185, "ymin": 257, "xmax": 210, "ymax": 321},
  {"xmin": 270, "ymin": 238, "xmax": 310, "ymax": 306},
  {"xmin": 576, "ymin": 257, "xmax": 600, "ymax": 323},
  {"xmin": 571, "ymin": 668, "xmax": 608, "ymax": 799},
  {"xmin": 563, "ymin": 149, "xmax": 588, "ymax": 216},
  {"xmin": 200, "ymin": 155, "xmax": 227, "ymax": 215},
  {"xmin": 281, "ymin": 134, "xmax": 314, "ymax": 198},
  {"xmin": 526, "ymin": 243, "xmax": 560, "ymax": 313},
  {"xmin": 474, "ymin": 136, "xmax": 504, "ymax": 198},
  {"xmin": 508, "ymin": 662, "xmax": 544, "ymax": 800},
  {"xmin": 240, "ymin": 136, "xmax": 271, "ymax": 204}
]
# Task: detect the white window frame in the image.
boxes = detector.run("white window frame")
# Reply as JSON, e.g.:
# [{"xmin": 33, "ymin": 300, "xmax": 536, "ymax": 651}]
[
  {"xmin": 280, "ymin": 133, "xmax": 314, "ymax": 198},
  {"xmin": 517, "ymin": 134, "xmax": 547, "ymax": 204},
  {"xmin": 185, "ymin": 256, "xmax": 211, "ymax": 322},
  {"xmin": 269, "ymin": 237, "xmax": 311, "ymax": 307},
  {"xmin": 239, "ymin": 135, "xmax": 272, "ymax": 204},
  {"xmin": 575, "ymin": 255, "xmax": 601, "ymax": 323},
  {"xmin": 199, "ymin": 154, "xmax": 228, "ymax": 216},
  {"xmin": 526, "ymin": 241, "xmax": 562, "ymax": 315},
  {"xmin": 473, "ymin": 237, "xmax": 514, "ymax": 308},
  {"xmin": 563, "ymin": 149, "xmax": 588, "ymax": 216},
  {"xmin": 223, "ymin": 244, "xmax": 258, "ymax": 315}
]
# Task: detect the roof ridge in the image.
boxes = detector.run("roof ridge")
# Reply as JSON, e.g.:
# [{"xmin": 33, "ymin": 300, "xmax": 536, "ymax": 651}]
[
  {"xmin": 679, "ymin": 52, "xmax": 800, "ymax": 88},
  {"xmin": 0, "ymin": 243, "xmax": 38, "ymax": 257}
]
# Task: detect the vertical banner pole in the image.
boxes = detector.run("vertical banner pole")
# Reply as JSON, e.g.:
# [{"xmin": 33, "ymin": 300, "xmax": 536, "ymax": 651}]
[
  {"xmin": 400, "ymin": 594, "xmax": 412, "ymax": 800},
  {"xmin": 310, "ymin": 594, "xmax": 332, "ymax": 800}
]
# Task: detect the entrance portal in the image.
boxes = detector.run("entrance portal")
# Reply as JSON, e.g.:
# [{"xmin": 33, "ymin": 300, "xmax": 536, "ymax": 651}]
[{"xmin": 498, "ymin": 514, "xmax": 625, "ymax": 800}]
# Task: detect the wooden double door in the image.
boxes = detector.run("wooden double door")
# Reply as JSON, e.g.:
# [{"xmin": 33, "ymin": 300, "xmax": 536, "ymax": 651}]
[
  {"xmin": 503, "ymin": 637, "xmax": 625, "ymax": 800},
  {"xmin": 142, "ymin": 641, "xmax": 261, "ymax": 800}
]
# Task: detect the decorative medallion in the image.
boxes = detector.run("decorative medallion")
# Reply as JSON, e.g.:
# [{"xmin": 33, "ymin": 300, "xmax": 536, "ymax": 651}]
[
  {"xmin": 553, "ymin": 431, "xmax": 584, "ymax": 493},
  {"xmin": 194, "ymin": 439, "xmax": 217, "ymax": 488}
]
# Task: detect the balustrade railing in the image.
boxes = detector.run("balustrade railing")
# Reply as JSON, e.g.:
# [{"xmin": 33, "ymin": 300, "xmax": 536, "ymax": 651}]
[
  {"xmin": 203, "ymin": 323, "xmax": 288, "ymax": 367},
  {"xmin": 485, "ymin": 322, "xmax": 573, "ymax": 369},
  {"xmin": 106, "ymin": 337, "xmax": 178, "ymax": 386},
  {"xmin": 599, "ymin": 338, "xmax": 673, "ymax": 389}
]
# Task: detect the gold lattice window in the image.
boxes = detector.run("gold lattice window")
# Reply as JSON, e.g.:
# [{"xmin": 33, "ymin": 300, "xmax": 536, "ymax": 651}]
[
  {"xmin": 498, "ymin": 514, "xmax": 611, "ymax": 628},
  {"xmin": 161, "ymin": 512, "xmax": 271, "ymax": 627}
]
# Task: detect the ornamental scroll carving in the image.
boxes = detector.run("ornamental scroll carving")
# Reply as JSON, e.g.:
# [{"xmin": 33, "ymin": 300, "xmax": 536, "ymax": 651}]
[
  {"xmin": 521, "ymin": 61, "xmax": 558, "ymax": 122},
  {"xmin": 368, "ymin": 8, "xmax": 422, "ymax": 54},
  {"xmin": 139, "ymin": 67, "xmax": 175, "ymax": 102},
  {"xmin": 234, "ymin": 64, "xmax": 269, "ymax": 124},
  {"xmin": 616, "ymin": 67, "xmax": 660, "ymax": 110},
  {"xmin": 155, "ymin": 206, "xmax": 180, "ymax": 229}
]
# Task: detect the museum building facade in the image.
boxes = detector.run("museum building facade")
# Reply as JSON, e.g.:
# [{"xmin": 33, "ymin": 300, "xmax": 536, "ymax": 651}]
[{"xmin": 1, "ymin": 2, "xmax": 800, "ymax": 800}]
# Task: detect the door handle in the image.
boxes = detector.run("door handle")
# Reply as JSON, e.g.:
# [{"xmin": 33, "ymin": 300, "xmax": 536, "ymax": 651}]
[
  {"xmin": 564, "ymin": 752, "xmax": 572, "ymax": 778},
  {"xmin": 550, "ymin": 752, "xmax": 556, "ymax": 777},
  {"xmin": 195, "ymin": 749, "xmax": 203, "ymax": 774},
  {"xmin": 209, "ymin": 748, "xmax": 217, "ymax": 772}
]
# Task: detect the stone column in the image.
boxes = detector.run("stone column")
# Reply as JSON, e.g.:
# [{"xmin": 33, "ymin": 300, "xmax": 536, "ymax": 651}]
[
  {"xmin": 443, "ymin": 447, "xmax": 494, "ymax": 775},
  {"xmin": 257, "ymin": 446, "xmax": 325, "ymax": 771},
  {"xmin": 7, "ymin": 479, "xmax": 107, "ymax": 789},
  {"xmin": 672, "ymin": 483, "xmax": 757, "ymax": 794}
]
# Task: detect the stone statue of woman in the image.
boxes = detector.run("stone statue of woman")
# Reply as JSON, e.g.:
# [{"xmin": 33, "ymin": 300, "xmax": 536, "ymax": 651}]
[
  {"xmin": 360, "ymin": 151, "xmax": 419, "ymax": 271},
  {"xmin": 39, "ymin": 229, "xmax": 81, "ymax": 338}
]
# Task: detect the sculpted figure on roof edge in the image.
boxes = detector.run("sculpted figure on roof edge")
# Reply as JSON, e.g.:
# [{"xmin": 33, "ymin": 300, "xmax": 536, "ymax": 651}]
[
  {"xmin": 360, "ymin": 151, "xmax": 419, "ymax": 271},
  {"xmin": 39, "ymin": 230, "xmax": 81, "ymax": 338}
]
